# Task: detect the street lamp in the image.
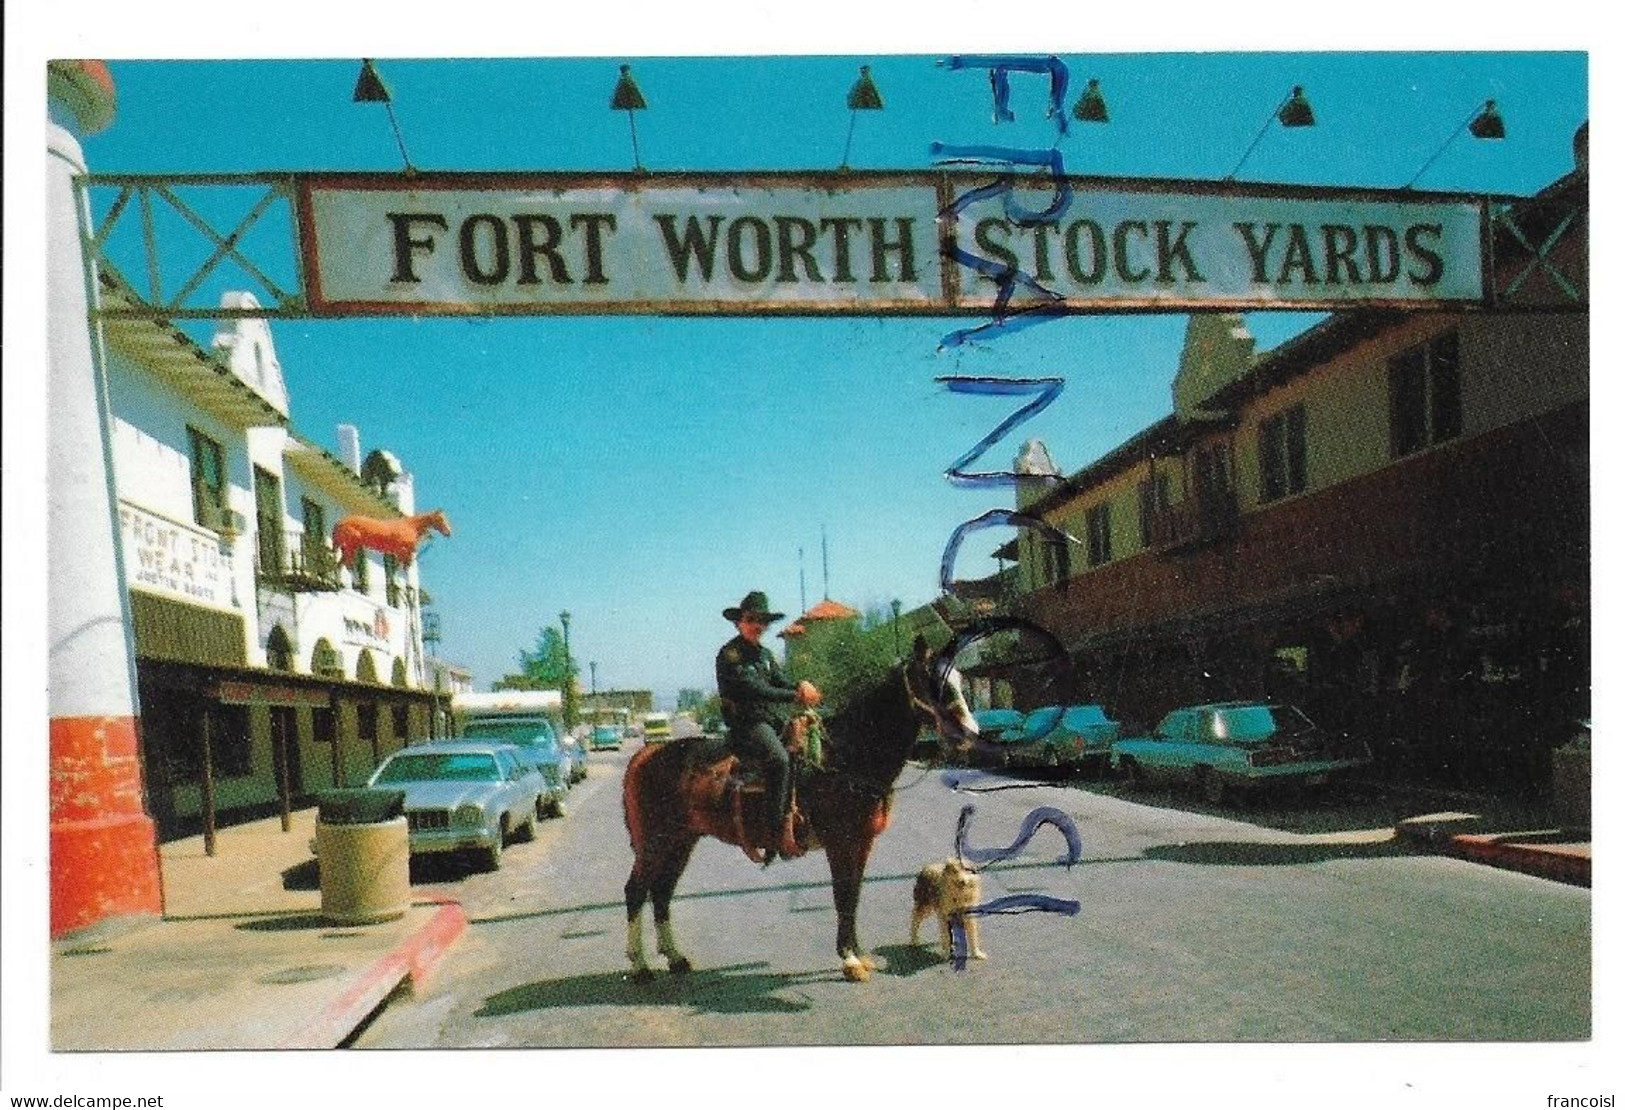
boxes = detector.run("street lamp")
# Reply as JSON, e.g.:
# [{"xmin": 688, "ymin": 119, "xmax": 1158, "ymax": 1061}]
[
  {"xmin": 610, "ymin": 64, "xmax": 648, "ymax": 172},
  {"xmin": 559, "ymin": 610, "xmax": 574, "ymax": 728},
  {"xmin": 351, "ymin": 58, "xmax": 415, "ymax": 174},
  {"xmin": 891, "ymin": 598, "xmax": 902, "ymax": 659},
  {"xmin": 1402, "ymin": 99, "xmax": 1507, "ymax": 189},
  {"xmin": 840, "ymin": 64, "xmax": 884, "ymax": 171},
  {"xmin": 590, "ymin": 660, "xmax": 598, "ymax": 697},
  {"xmin": 1224, "ymin": 85, "xmax": 1316, "ymax": 181}
]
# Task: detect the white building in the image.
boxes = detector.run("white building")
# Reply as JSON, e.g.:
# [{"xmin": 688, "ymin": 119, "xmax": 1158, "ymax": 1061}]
[{"xmin": 100, "ymin": 276, "xmax": 449, "ymax": 837}]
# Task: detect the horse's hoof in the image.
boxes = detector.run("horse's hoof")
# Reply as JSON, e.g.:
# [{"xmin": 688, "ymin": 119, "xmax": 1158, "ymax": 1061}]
[
  {"xmin": 668, "ymin": 956, "xmax": 692, "ymax": 975},
  {"xmin": 627, "ymin": 967, "xmax": 656, "ymax": 985},
  {"xmin": 860, "ymin": 954, "xmax": 878, "ymax": 971},
  {"xmin": 842, "ymin": 957, "xmax": 870, "ymax": 983}
]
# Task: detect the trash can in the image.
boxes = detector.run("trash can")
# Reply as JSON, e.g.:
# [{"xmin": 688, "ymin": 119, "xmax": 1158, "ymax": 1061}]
[{"xmin": 315, "ymin": 788, "xmax": 410, "ymax": 925}]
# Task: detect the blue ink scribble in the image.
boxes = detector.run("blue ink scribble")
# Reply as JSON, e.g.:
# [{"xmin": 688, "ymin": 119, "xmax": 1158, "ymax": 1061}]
[
  {"xmin": 940, "ymin": 509, "xmax": 1071, "ymax": 593},
  {"xmin": 971, "ymin": 894, "xmax": 1082, "ymax": 917},
  {"xmin": 949, "ymin": 897, "xmax": 1081, "ymax": 970},
  {"xmin": 938, "ymin": 300, "xmax": 1072, "ymax": 351},
  {"xmin": 932, "ymin": 145, "xmax": 1072, "ymax": 225},
  {"xmin": 941, "ymin": 55, "xmax": 1072, "ymax": 136},
  {"xmin": 955, "ymin": 803, "xmax": 1082, "ymax": 867},
  {"xmin": 937, "ymin": 377, "xmax": 1065, "ymax": 487},
  {"xmin": 948, "ymin": 916, "xmax": 970, "ymax": 968}
]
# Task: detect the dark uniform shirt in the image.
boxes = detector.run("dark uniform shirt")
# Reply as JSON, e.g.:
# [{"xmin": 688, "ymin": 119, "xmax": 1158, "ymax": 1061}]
[{"xmin": 716, "ymin": 634, "xmax": 799, "ymax": 735}]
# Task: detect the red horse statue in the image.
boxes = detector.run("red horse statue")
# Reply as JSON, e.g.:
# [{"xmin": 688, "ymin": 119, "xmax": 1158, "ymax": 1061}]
[
  {"xmin": 621, "ymin": 639, "xmax": 979, "ymax": 983},
  {"xmin": 332, "ymin": 509, "xmax": 451, "ymax": 566}
]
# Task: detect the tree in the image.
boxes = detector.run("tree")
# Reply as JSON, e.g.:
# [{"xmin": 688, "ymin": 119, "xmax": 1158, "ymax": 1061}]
[
  {"xmin": 785, "ymin": 606, "xmax": 897, "ymax": 715},
  {"xmin": 676, "ymin": 688, "xmax": 710, "ymax": 713},
  {"xmin": 493, "ymin": 625, "xmax": 578, "ymax": 692}
]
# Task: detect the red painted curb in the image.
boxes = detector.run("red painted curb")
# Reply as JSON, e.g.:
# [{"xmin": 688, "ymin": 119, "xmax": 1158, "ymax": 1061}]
[
  {"xmin": 279, "ymin": 900, "xmax": 467, "ymax": 1049},
  {"xmin": 1447, "ymin": 837, "xmax": 1591, "ymax": 887}
]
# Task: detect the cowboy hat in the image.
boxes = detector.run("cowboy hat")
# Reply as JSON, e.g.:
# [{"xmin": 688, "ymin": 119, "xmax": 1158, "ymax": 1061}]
[{"xmin": 723, "ymin": 590, "xmax": 784, "ymax": 623}]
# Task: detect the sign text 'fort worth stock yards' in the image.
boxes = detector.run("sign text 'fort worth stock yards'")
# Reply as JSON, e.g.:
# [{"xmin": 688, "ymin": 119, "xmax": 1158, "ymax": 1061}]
[{"xmin": 297, "ymin": 172, "xmax": 1490, "ymax": 317}]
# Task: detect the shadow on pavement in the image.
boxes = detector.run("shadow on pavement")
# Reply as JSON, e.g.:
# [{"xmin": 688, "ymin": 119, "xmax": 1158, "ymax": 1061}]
[
  {"xmin": 476, "ymin": 960, "xmax": 847, "ymax": 1018},
  {"xmin": 869, "ymin": 943, "xmax": 944, "ymax": 978},
  {"xmin": 1143, "ymin": 837, "xmax": 1407, "ymax": 867},
  {"xmin": 281, "ymin": 859, "xmax": 320, "ymax": 890}
]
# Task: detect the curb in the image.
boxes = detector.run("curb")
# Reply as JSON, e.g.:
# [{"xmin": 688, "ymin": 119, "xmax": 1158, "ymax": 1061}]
[
  {"xmin": 1445, "ymin": 834, "xmax": 1591, "ymax": 888},
  {"xmin": 279, "ymin": 899, "xmax": 468, "ymax": 1050}
]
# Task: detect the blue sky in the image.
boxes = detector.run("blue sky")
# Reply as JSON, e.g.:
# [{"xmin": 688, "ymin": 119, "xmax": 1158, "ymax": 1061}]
[
  {"xmin": 62, "ymin": 49, "xmax": 1590, "ymax": 702},
  {"xmin": 4, "ymin": 1, "xmax": 1615, "ymax": 1100}
]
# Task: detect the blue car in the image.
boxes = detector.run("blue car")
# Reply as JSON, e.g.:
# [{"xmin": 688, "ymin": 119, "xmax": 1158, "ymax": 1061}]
[
  {"xmin": 1003, "ymin": 704, "xmax": 1122, "ymax": 774},
  {"xmin": 460, "ymin": 718, "xmax": 571, "ymax": 818},
  {"xmin": 1112, "ymin": 701, "xmax": 1371, "ymax": 805}
]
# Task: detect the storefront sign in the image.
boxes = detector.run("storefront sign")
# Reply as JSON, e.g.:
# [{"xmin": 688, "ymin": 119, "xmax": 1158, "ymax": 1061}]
[
  {"xmin": 341, "ymin": 607, "xmax": 392, "ymax": 650},
  {"xmin": 119, "ymin": 502, "xmax": 232, "ymax": 610},
  {"xmin": 214, "ymin": 680, "xmax": 331, "ymax": 708},
  {"xmin": 298, "ymin": 172, "xmax": 1489, "ymax": 317}
]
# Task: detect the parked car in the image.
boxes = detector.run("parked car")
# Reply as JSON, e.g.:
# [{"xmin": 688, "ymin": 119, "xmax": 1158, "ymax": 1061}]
[
  {"xmin": 968, "ymin": 708, "xmax": 1026, "ymax": 768},
  {"xmin": 454, "ymin": 690, "xmax": 583, "ymax": 784},
  {"xmin": 367, "ymin": 740, "xmax": 544, "ymax": 870},
  {"xmin": 1005, "ymin": 704, "xmax": 1122, "ymax": 774},
  {"xmin": 642, "ymin": 712, "xmax": 674, "ymax": 743},
  {"xmin": 460, "ymin": 720, "xmax": 571, "ymax": 816},
  {"xmin": 590, "ymin": 724, "xmax": 624, "ymax": 751},
  {"xmin": 560, "ymin": 730, "xmax": 589, "ymax": 783},
  {"xmin": 1112, "ymin": 701, "xmax": 1372, "ymax": 804}
]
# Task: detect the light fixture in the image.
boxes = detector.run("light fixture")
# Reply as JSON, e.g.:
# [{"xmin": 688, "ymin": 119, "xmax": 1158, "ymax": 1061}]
[
  {"xmin": 840, "ymin": 65, "xmax": 884, "ymax": 170},
  {"xmin": 611, "ymin": 64, "xmax": 649, "ymax": 172},
  {"xmin": 352, "ymin": 59, "xmax": 415, "ymax": 174},
  {"xmin": 1071, "ymin": 77, "xmax": 1108, "ymax": 123},
  {"xmin": 1225, "ymin": 85, "xmax": 1316, "ymax": 181},
  {"xmin": 1403, "ymin": 99, "xmax": 1506, "ymax": 189}
]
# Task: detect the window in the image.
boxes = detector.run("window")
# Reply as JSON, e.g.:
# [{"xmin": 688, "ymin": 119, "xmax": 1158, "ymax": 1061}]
[
  {"xmin": 312, "ymin": 638, "xmax": 344, "ymax": 679},
  {"xmin": 1138, "ymin": 471, "xmax": 1172, "ymax": 547},
  {"xmin": 383, "ymin": 553, "xmax": 401, "ymax": 607},
  {"xmin": 254, "ymin": 467, "xmax": 284, "ymax": 573},
  {"xmin": 1191, "ymin": 441, "xmax": 1232, "ymax": 498},
  {"xmin": 1085, "ymin": 503, "xmax": 1113, "ymax": 567},
  {"xmin": 1389, "ymin": 330, "xmax": 1462, "ymax": 458},
  {"xmin": 188, "ymin": 426, "xmax": 226, "ymax": 525},
  {"xmin": 163, "ymin": 703, "xmax": 251, "ymax": 779},
  {"xmin": 301, "ymin": 498, "xmax": 327, "ymax": 570},
  {"xmin": 1037, "ymin": 532, "xmax": 1067, "ymax": 588},
  {"xmin": 1259, "ymin": 403, "xmax": 1308, "ymax": 502}
]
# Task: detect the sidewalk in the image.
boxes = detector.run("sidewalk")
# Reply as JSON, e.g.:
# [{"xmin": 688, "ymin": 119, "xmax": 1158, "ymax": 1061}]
[{"xmin": 50, "ymin": 807, "xmax": 466, "ymax": 1052}]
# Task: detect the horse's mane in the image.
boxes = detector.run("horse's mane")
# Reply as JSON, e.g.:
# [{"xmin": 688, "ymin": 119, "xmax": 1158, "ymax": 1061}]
[{"xmin": 821, "ymin": 663, "xmax": 917, "ymax": 789}]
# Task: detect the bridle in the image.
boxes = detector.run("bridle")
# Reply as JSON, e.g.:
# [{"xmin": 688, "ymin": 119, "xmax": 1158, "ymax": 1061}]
[{"xmin": 903, "ymin": 656, "xmax": 976, "ymax": 750}]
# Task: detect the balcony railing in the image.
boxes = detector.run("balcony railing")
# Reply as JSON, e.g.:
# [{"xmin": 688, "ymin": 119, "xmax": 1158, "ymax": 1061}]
[
  {"xmin": 1149, "ymin": 489, "xmax": 1240, "ymax": 554},
  {"xmin": 256, "ymin": 531, "xmax": 344, "ymax": 592}
]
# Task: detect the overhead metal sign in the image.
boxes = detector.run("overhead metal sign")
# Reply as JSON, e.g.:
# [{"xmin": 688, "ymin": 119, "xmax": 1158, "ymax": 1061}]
[
  {"xmin": 81, "ymin": 170, "xmax": 1567, "ymax": 320},
  {"xmin": 295, "ymin": 171, "xmax": 1491, "ymax": 317}
]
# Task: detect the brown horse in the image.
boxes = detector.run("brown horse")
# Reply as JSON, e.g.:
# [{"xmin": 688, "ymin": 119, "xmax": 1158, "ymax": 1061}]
[
  {"xmin": 331, "ymin": 509, "xmax": 451, "ymax": 567},
  {"xmin": 621, "ymin": 644, "xmax": 978, "ymax": 983}
]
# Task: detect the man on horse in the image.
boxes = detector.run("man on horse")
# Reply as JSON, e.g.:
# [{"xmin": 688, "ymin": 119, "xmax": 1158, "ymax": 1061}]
[{"xmin": 715, "ymin": 591, "xmax": 821, "ymax": 863}]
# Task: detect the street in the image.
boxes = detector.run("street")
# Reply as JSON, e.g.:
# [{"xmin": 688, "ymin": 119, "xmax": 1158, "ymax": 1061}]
[{"xmin": 353, "ymin": 740, "xmax": 1589, "ymax": 1048}]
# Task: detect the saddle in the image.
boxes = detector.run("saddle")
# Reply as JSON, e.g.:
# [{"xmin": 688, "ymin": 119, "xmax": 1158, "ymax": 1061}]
[{"xmin": 677, "ymin": 725, "xmax": 820, "ymax": 864}]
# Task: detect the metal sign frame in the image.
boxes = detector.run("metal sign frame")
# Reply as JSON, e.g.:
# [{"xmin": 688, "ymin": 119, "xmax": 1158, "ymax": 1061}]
[{"xmin": 77, "ymin": 169, "xmax": 1586, "ymax": 320}]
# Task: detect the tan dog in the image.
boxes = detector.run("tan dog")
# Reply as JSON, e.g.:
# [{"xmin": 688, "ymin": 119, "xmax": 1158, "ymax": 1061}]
[{"xmin": 910, "ymin": 859, "xmax": 986, "ymax": 961}]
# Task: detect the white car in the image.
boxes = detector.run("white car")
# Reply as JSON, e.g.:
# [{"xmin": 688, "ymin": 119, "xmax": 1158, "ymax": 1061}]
[{"xmin": 368, "ymin": 740, "xmax": 544, "ymax": 870}]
